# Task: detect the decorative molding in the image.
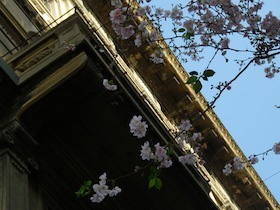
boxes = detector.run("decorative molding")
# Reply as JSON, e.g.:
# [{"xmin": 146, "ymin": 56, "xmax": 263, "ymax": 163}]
[
  {"xmin": 0, "ymin": 120, "xmax": 21, "ymax": 145},
  {"xmin": 14, "ymin": 46, "xmax": 54, "ymax": 72},
  {"xmin": 18, "ymin": 52, "xmax": 88, "ymax": 115},
  {"xmin": 27, "ymin": 157, "xmax": 39, "ymax": 170},
  {"xmin": 0, "ymin": 119, "xmax": 38, "ymax": 146}
]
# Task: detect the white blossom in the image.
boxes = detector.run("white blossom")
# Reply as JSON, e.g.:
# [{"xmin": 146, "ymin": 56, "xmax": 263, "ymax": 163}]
[
  {"xmin": 129, "ymin": 115, "xmax": 148, "ymax": 138},
  {"xmin": 90, "ymin": 172, "xmax": 121, "ymax": 203},
  {"xmin": 140, "ymin": 141, "xmax": 154, "ymax": 160},
  {"xmin": 150, "ymin": 50, "xmax": 164, "ymax": 64},
  {"xmin": 140, "ymin": 141, "xmax": 172, "ymax": 168},
  {"xmin": 190, "ymin": 132, "xmax": 203, "ymax": 142},
  {"xmin": 178, "ymin": 120, "xmax": 192, "ymax": 132},
  {"xmin": 233, "ymin": 156, "xmax": 244, "ymax": 170},
  {"xmin": 92, "ymin": 183, "xmax": 109, "ymax": 197},
  {"xmin": 178, "ymin": 153, "xmax": 196, "ymax": 165},
  {"xmin": 90, "ymin": 194, "xmax": 105, "ymax": 203},
  {"xmin": 134, "ymin": 34, "xmax": 142, "ymax": 47},
  {"xmin": 223, "ymin": 163, "xmax": 233, "ymax": 176},
  {"xmin": 109, "ymin": 186, "xmax": 122, "ymax": 197},
  {"xmin": 160, "ymin": 158, "xmax": 173, "ymax": 168},
  {"xmin": 103, "ymin": 79, "xmax": 117, "ymax": 91}
]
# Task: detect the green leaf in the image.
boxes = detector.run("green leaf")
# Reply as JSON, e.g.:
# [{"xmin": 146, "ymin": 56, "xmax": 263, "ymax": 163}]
[
  {"xmin": 186, "ymin": 76, "xmax": 197, "ymax": 84},
  {"xmin": 183, "ymin": 32, "xmax": 194, "ymax": 40},
  {"xmin": 76, "ymin": 180, "xmax": 92, "ymax": 198},
  {"xmin": 167, "ymin": 149, "xmax": 174, "ymax": 156},
  {"xmin": 149, "ymin": 178, "xmax": 156, "ymax": 189},
  {"xmin": 194, "ymin": 80, "xmax": 202, "ymax": 93},
  {"xmin": 178, "ymin": 28, "xmax": 186, "ymax": 33},
  {"xmin": 203, "ymin": 69, "xmax": 215, "ymax": 77},
  {"xmin": 86, "ymin": 180, "xmax": 92, "ymax": 186},
  {"xmin": 202, "ymin": 76, "xmax": 208, "ymax": 81},
  {"xmin": 155, "ymin": 178, "xmax": 163, "ymax": 190},
  {"xmin": 189, "ymin": 71, "xmax": 198, "ymax": 76}
]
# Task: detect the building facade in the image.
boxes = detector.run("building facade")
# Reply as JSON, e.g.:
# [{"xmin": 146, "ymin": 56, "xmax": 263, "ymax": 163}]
[{"xmin": 0, "ymin": 0, "xmax": 279, "ymax": 209}]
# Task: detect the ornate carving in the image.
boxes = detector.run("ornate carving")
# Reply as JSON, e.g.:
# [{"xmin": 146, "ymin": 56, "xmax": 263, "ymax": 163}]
[
  {"xmin": 0, "ymin": 119, "xmax": 38, "ymax": 146},
  {"xmin": 1, "ymin": 129, "xmax": 15, "ymax": 144},
  {"xmin": 14, "ymin": 44, "xmax": 56, "ymax": 73},
  {"xmin": 0, "ymin": 120, "xmax": 20, "ymax": 145},
  {"xmin": 27, "ymin": 157, "xmax": 39, "ymax": 170}
]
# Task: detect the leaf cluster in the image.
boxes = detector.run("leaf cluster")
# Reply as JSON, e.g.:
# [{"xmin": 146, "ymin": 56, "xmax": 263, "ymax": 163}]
[
  {"xmin": 75, "ymin": 180, "xmax": 92, "ymax": 198},
  {"xmin": 186, "ymin": 69, "xmax": 215, "ymax": 93},
  {"xmin": 148, "ymin": 166, "xmax": 162, "ymax": 190}
]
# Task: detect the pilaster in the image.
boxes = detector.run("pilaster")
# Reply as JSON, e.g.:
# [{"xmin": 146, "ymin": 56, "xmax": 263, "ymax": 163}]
[{"xmin": 0, "ymin": 149, "xmax": 30, "ymax": 210}]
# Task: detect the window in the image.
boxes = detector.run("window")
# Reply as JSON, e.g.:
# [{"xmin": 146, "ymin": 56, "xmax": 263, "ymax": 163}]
[
  {"xmin": 0, "ymin": 0, "xmax": 40, "ymax": 59},
  {"xmin": 28, "ymin": 0, "xmax": 75, "ymax": 26}
]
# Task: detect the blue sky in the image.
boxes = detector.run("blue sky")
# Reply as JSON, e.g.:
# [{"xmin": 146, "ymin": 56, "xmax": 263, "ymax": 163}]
[{"xmin": 143, "ymin": 0, "xmax": 280, "ymax": 202}]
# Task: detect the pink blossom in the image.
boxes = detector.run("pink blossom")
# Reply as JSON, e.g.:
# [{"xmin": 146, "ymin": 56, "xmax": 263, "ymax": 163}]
[
  {"xmin": 261, "ymin": 12, "xmax": 280, "ymax": 39},
  {"xmin": 220, "ymin": 38, "xmax": 229, "ymax": 49},
  {"xmin": 120, "ymin": 25, "xmax": 135, "ymax": 40},
  {"xmin": 109, "ymin": 8, "xmax": 126, "ymax": 25},
  {"xmin": 183, "ymin": 20, "xmax": 194, "ymax": 32},
  {"xmin": 129, "ymin": 115, "xmax": 148, "ymax": 138},
  {"xmin": 272, "ymin": 142, "xmax": 280, "ymax": 154},
  {"xmin": 138, "ymin": 20, "xmax": 148, "ymax": 31},
  {"xmin": 170, "ymin": 7, "xmax": 183, "ymax": 21},
  {"xmin": 154, "ymin": 143, "xmax": 167, "ymax": 162},
  {"xmin": 148, "ymin": 30, "xmax": 158, "ymax": 42}
]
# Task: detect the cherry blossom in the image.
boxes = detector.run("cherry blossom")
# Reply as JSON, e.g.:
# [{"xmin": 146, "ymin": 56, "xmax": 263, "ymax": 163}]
[
  {"xmin": 140, "ymin": 141, "xmax": 154, "ymax": 160},
  {"xmin": 178, "ymin": 119, "xmax": 192, "ymax": 132},
  {"xmin": 134, "ymin": 34, "xmax": 142, "ymax": 47},
  {"xmin": 120, "ymin": 25, "xmax": 135, "ymax": 40},
  {"xmin": 103, "ymin": 79, "xmax": 117, "ymax": 91},
  {"xmin": 149, "ymin": 50, "xmax": 164, "ymax": 64},
  {"xmin": 261, "ymin": 11, "xmax": 280, "ymax": 39},
  {"xmin": 140, "ymin": 141, "xmax": 172, "ymax": 168},
  {"xmin": 249, "ymin": 156, "xmax": 259, "ymax": 165},
  {"xmin": 129, "ymin": 115, "xmax": 148, "ymax": 138},
  {"xmin": 272, "ymin": 142, "xmax": 280, "ymax": 155},
  {"xmin": 90, "ymin": 173, "xmax": 121, "ymax": 203},
  {"xmin": 154, "ymin": 143, "xmax": 167, "ymax": 162},
  {"xmin": 223, "ymin": 163, "xmax": 233, "ymax": 176},
  {"xmin": 190, "ymin": 132, "xmax": 203, "ymax": 142},
  {"xmin": 178, "ymin": 153, "xmax": 197, "ymax": 165},
  {"xmin": 233, "ymin": 156, "xmax": 244, "ymax": 170},
  {"xmin": 224, "ymin": 140, "xmax": 280, "ymax": 175},
  {"xmin": 109, "ymin": 7, "xmax": 126, "ymax": 25}
]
